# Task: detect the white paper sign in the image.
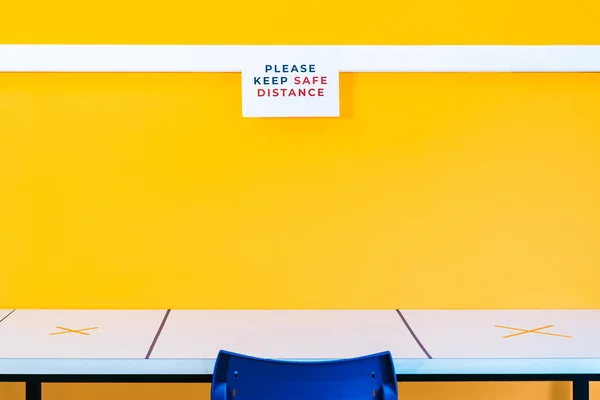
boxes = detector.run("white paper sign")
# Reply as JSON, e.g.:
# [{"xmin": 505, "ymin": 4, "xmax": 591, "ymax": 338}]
[{"xmin": 242, "ymin": 49, "xmax": 340, "ymax": 118}]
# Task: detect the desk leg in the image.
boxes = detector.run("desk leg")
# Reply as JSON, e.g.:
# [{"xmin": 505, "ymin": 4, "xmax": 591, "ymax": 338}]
[
  {"xmin": 573, "ymin": 379, "xmax": 589, "ymax": 400},
  {"xmin": 26, "ymin": 380, "xmax": 42, "ymax": 400}
]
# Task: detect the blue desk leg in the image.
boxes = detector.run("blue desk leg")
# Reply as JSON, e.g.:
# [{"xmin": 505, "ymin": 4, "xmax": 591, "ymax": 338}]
[
  {"xmin": 573, "ymin": 379, "xmax": 589, "ymax": 400},
  {"xmin": 26, "ymin": 380, "xmax": 42, "ymax": 400}
]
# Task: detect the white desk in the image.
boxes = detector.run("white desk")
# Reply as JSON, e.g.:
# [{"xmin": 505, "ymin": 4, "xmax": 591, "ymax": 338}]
[{"xmin": 0, "ymin": 309, "xmax": 597, "ymax": 399}]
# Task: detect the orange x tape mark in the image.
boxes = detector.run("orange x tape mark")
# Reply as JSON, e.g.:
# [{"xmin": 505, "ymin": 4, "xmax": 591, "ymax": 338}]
[
  {"xmin": 494, "ymin": 324, "xmax": 572, "ymax": 339},
  {"xmin": 49, "ymin": 326, "xmax": 99, "ymax": 336}
]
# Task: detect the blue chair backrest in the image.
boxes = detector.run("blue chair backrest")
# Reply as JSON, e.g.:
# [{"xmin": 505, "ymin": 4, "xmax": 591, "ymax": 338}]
[{"xmin": 211, "ymin": 350, "xmax": 398, "ymax": 400}]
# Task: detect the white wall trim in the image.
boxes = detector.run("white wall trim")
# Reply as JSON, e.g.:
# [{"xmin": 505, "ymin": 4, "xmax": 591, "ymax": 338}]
[{"xmin": 1, "ymin": 45, "xmax": 600, "ymax": 73}]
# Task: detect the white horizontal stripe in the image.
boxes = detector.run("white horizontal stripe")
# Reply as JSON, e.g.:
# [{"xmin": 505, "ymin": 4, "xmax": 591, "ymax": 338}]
[
  {"xmin": 1, "ymin": 358, "xmax": 600, "ymax": 375},
  {"xmin": 1, "ymin": 45, "xmax": 600, "ymax": 72}
]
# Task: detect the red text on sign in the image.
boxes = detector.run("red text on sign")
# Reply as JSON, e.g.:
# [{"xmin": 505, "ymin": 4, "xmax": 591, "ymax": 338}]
[
  {"xmin": 294, "ymin": 76, "xmax": 328, "ymax": 85},
  {"xmin": 257, "ymin": 88, "xmax": 325, "ymax": 97}
]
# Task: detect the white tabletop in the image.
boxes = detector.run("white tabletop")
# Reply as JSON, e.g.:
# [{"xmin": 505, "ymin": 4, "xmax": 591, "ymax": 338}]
[{"xmin": 0, "ymin": 309, "xmax": 599, "ymax": 375}]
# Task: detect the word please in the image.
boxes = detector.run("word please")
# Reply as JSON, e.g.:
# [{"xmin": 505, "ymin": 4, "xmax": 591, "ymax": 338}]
[
  {"xmin": 265, "ymin": 64, "xmax": 316, "ymax": 73},
  {"xmin": 254, "ymin": 76, "xmax": 328, "ymax": 85}
]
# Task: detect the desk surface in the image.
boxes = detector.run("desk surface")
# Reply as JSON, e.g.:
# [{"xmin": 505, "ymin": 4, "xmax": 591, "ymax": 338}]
[{"xmin": 0, "ymin": 309, "xmax": 599, "ymax": 375}]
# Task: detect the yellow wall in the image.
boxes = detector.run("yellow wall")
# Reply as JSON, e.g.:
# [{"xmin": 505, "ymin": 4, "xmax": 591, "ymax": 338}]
[
  {"xmin": 2, "ymin": 72, "xmax": 600, "ymax": 309},
  {"xmin": 2, "ymin": 0, "xmax": 600, "ymax": 311},
  {"xmin": 1, "ymin": 0, "xmax": 600, "ymax": 44}
]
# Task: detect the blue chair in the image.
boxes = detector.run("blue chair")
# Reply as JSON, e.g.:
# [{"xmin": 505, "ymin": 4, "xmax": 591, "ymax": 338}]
[{"xmin": 211, "ymin": 350, "xmax": 398, "ymax": 400}]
